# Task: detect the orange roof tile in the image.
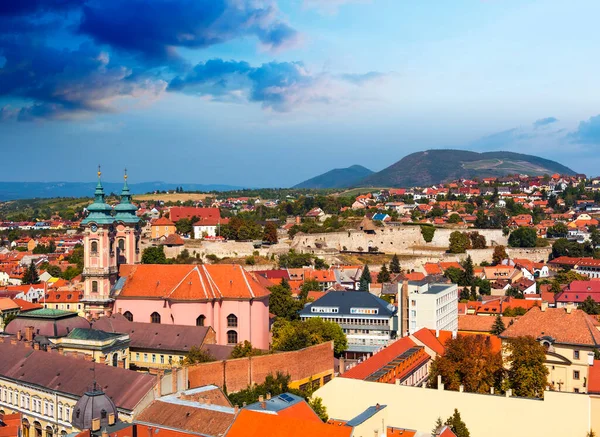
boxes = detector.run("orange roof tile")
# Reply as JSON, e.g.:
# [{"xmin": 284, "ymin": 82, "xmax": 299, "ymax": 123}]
[{"xmin": 152, "ymin": 217, "xmax": 175, "ymax": 226}]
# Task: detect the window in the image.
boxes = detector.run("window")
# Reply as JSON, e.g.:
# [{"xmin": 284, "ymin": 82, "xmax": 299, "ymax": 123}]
[
  {"xmin": 575, "ymin": 388, "xmax": 580, "ymax": 393},
  {"xmin": 144, "ymin": 354, "xmax": 148, "ymax": 362},
  {"xmin": 135, "ymin": 353, "xmax": 140, "ymax": 361},
  {"xmin": 196, "ymin": 315, "xmax": 206, "ymax": 326},
  {"xmin": 58, "ymin": 405, "xmax": 62, "ymax": 419},
  {"xmin": 90, "ymin": 241, "xmax": 98, "ymax": 253},
  {"xmin": 150, "ymin": 312, "xmax": 161, "ymax": 324},
  {"xmin": 152, "ymin": 354, "xmax": 156, "ymax": 363},
  {"xmin": 92, "ymin": 281, "xmax": 98, "ymax": 293},
  {"xmin": 574, "ymin": 370, "xmax": 580, "ymax": 380},
  {"xmin": 227, "ymin": 330, "xmax": 238, "ymax": 344},
  {"xmin": 123, "ymin": 311, "xmax": 133, "ymax": 322},
  {"xmin": 160, "ymin": 355, "xmax": 164, "ymax": 364},
  {"xmin": 118, "ymin": 239, "xmax": 125, "ymax": 251},
  {"xmin": 227, "ymin": 314, "xmax": 238, "ymax": 328},
  {"xmin": 574, "ymin": 350, "xmax": 580, "ymax": 360}
]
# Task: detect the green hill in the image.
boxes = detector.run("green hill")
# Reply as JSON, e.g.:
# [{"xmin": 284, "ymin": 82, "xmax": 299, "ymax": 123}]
[
  {"xmin": 360, "ymin": 150, "xmax": 577, "ymax": 187},
  {"xmin": 293, "ymin": 165, "xmax": 374, "ymax": 189}
]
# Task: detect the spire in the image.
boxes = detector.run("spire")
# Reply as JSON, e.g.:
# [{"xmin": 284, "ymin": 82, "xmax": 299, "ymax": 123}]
[
  {"xmin": 120, "ymin": 168, "xmax": 131, "ymax": 204},
  {"xmin": 114, "ymin": 167, "xmax": 140, "ymax": 224},
  {"xmin": 94, "ymin": 165, "xmax": 105, "ymax": 203}
]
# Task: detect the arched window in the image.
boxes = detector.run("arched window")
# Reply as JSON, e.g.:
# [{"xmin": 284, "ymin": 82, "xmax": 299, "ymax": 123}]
[
  {"xmin": 227, "ymin": 330, "xmax": 238, "ymax": 344},
  {"xmin": 22, "ymin": 419, "xmax": 30, "ymax": 437},
  {"xmin": 91, "ymin": 241, "xmax": 98, "ymax": 254},
  {"xmin": 91, "ymin": 281, "xmax": 98, "ymax": 293},
  {"xmin": 196, "ymin": 315, "xmax": 206, "ymax": 326},
  {"xmin": 227, "ymin": 314, "xmax": 238, "ymax": 328},
  {"xmin": 123, "ymin": 311, "xmax": 133, "ymax": 322},
  {"xmin": 112, "ymin": 354, "xmax": 118, "ymax": 367},
  {"xmin": 45, "ymin": 426, "xmax": 52, "ymax": 437},
  {"xmin": 118, "ymin": 239, "xmax": 125, "ymax": 251},
  {"xmin": 150, "ymin": 312, "xmax": 161, "ymax": 324}
]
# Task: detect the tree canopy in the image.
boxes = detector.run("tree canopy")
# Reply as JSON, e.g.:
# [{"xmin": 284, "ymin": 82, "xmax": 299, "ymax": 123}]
[
  {"xmin": 141, "ymin": 246, "xmax": 167, "ymax": 264},
  {"xmin": 505, "ymin": 336, "xmax": 549, "ymax": 398},
  {"xmin": 272, "ymin": 318, "xmax": 347, "ymax": 355},
  {"xmin": 268, "ymin": 279, "xmax": 302, "ymax": 321},
  {"xmin": 508, "ymin": 227, "xmax": 538, "ymax": 248},
  {"xmin": 449, "ymin": 231, "xmax": 471, "ymax": 254},
  {"xmin": 22, "ymin": 260, "xmax": 40, "ymax": 285}
]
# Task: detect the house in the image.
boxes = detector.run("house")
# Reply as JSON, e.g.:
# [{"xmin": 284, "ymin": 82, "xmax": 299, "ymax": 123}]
[
  {"xmin": 113, "ymin": 264, "xmax": 271, "ymax": 349},
  {"xmin": 168, "ymin": 207, "xmax": 221, "ymax": 223},
  {"xmin": 0, "ymin": 298, "xmax": 19, "ymax": 332},
  {"xmin": 510, "ymin": 277, "xmax": 537, "ymax": 295},
  {"xmin": 151, "ymin": 217, "xmax": 176, "ymax": 239},
  {"xmin": 407, "ymin": 283, "xmax": 458, "ymax": 335},
  {"xmin": 500, "ymin": 304, "xmax": 599, "ymax": 393},
  {"xmin": 193, "ymin": 217, "xmax": 229, "ymax": 239},
  {"xmin": 555, "ymin": 281, "xmax": 600, "ymax": 308}
]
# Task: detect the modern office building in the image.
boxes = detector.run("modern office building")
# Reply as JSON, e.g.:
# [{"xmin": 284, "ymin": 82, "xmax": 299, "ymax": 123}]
[{"xmin": 407, "ymin": 282, "xmax": 458, "ymax": 335}]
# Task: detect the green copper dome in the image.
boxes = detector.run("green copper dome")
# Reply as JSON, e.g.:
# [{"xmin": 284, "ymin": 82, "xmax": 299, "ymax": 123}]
[
  {"xmin": 114, "ymin": 170, "xmax": 140, "ymax": 224},
  {"xmin": 82, "ymin": 167, "xmax": 115, "ymax": 226}
]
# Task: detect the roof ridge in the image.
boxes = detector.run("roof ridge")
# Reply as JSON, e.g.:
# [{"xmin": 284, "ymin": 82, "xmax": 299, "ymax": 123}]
[
  {"xmin": 167, "ymin": 266, "xmax": 199, "ymax": 299},
  {"xmin": 239, "ymin": 265, "xmax": 255, "ymax": 299},
  {"xmin": 201, "ymin": 265, "xmax": 220, "ymax": 299}
]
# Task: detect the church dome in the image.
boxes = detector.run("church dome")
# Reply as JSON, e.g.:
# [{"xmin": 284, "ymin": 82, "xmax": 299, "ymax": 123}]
[
  {"xmin": 82, "ymin": 168, "xmax": 115, "ymax": 226},
  {"xmin": 71, "ymin": 382, "xmax": 119, "ymax": 431}
]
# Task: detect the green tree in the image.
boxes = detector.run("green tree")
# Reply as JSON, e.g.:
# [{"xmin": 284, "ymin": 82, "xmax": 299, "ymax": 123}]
[
  {"xmin": 428, "ymin": 335, "xmax": 504, "ymax": 394},
  {"xmin": 141, "ymin": 246, "xmax": 168, "ymax": 264},
  {"xmin": 300, "ymin": 279, "xmax": 321, "ymax": 301},
  {"xmin": 505, "ymin": 336, "xmax": 549, "ymax": 398},
  {"xmin": 308, "ymin": 397, "xmax": 328, "ymax": 422},
  {"xmin": 22, "ymin": 260, "xmax": 40, "ymax": 285},
  {"xmin": 462, "ymin": 256, "xmax": 474, "ymax": 286},
  {"xmin": 228, "ymin": 372, "xmax": 292, "ymax": 406},
  {"xmin": 448, "ymin": 214, "xmax": 462, "ymax": 224},
  {"xmin": 445, "ymin": 267, "xmax": 465, "ymax": 286},
  {"xmin": 175, "ymin": 218, "xmax": 193, "ymax": 235},
  {"xmin": 475, "ymin": 278, "xmax": 491, "ymax": 295},
  {"xmin": 359, "ymin": 264, "xmax": 371, "ymax": 291},
  {"xmin": 449, "ymin": 231, "xmax": 471, "ymax": 253},
  {"xmin": 492, "ymin": 245, "xmax": 508, "ymax": 265},
  {"xmin": 44, "ymin": 264, "xmax": 63, "ymax": 278},
  {"xmin": 183, "ymin": 346, "xmax": 216, "ymax": 365},
  {"xmin": 505, "ymin": 287, "xmax": 524, "ymax": 299},
  {"xmin": 377, "ymin": 263, "xmax": 391, "ymax": 283},
  {"xmin": 445, "ymin": 409, "xmax": 471, "ymax": 437},
  {"xmin": 263, "ymin": 221, "xmax": 278, "ymax": 244},
  {"xmin": 468, "ymin": 231, "xmax": 486, "ymax": 249},
  {"xmin": 580, "ymin": 296, "xmax": 600, "ymax": 315},
  {"xmin": 431, "ymin": 417, "xmax": 444, "ymax": 437},
  {"xmin": 390, "ymin": 254, "xmax": 401, "ymax": 274},
  {"xmin": 314, "ymin": 257, "xmax": 329, "ymax": 270},
  {"xmin": 508, "ymin": 227, "xmax": 538, "ymax": 248},
  {"xmin": 490, "ymin": 314, "xmax": 506, "ymax": 335},
  {"xmin": 230, "ymin": 340, "xmax": 264, "ymax": 358},
  {"xmin": 278, "ymin": 250, "xmax": 314, "ymax": 268},
  {"xmin": 421, "ymin": 225, "xmax": 436, "ymax": 243},
  {"xmin": 546, "ymin": 222, "xmax": 569, "ymax": 238},
  {"xmin": 268, "ymin": 280, "xmax": 302, "ymax": 321},
  {"xmin": 272, "ymin": 318, "xmax": 347, "ymax": 355}
]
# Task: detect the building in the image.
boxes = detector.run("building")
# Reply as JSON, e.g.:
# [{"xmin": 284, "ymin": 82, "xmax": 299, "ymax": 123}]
[
  {"xmin": 49, "ymin": 328, "xmax": 130, "ymax": 368},
  {"xmin": 92, "ymin": 314, "xmax": 222, "ymax": 369},
  {"xmin": 0, "ymin": 340, "xmax": 155, "ymax": 436},
  {"xmin": 299, "ymin": 291, "xmax": 397, "ymax": 359},
  {"xmin": 151, "ymin": 217, "xmax": 176, "ymax": 240},
  {"xmin": 5, "ymin": 309, "xmax": 91, "ymax": 345},
  {"xmin": 81, "ymin": 170, "xmax": 140, "ymax": 317},
  {"xmin": 0, "ymin": 298, "xmax": 20, "ymax": 332},
  {"xmin": 549, "ymin": 256, "xmax": 600, "ymax": 278},
  {"xmin": 555, "ymin": 280, "xmax": 600, "ymax": 308},
  {"xmin": 112, "ymin": 264, "xmax": 270, "ymax": 349},
  {"xmin": 500, "ymin": 305, "xmax": 599, "ymax": 393},
  {"xmin": 407, "ymin": 283, "xmax": 458, "ymax": 335},
  {"xmin": 192, "ymin": 217, "xmax": 229, "ymax": 239},
  {"xmin": 168, "ymin": 207, "xmax": 221, "ymax": 223}
]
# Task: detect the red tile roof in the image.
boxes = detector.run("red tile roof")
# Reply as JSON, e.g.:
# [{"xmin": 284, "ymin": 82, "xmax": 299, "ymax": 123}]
[
  {"xmin": 152, "ymin": 217, "xmax": 175, "ymax": 226},
  {"xmin": 411, "ymin": 328, "xmax": 445, "ymax": 356},
  {"xmin": 118, "ymin": 264, "xmax": 270, "ymax": 301},
  {"xmin": 458, "ymin": 315, "xmax": 515, "ymax": 333},
  {"xmin": 169, "ymin": 207, "xmax": 221, "ymax": 222},
  {"xmin": 588, "ymin": 360, "xmax": 600, "ymax": 394},
  {"xmin": 501, "ymin": 307, "xmax": 600, "ymax": 347}
]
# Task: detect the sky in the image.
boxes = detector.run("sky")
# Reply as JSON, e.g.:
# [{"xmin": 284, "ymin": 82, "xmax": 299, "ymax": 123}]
[{"xmin": 2, "ymin": 0, "xmax": 600, "ymax": 187}]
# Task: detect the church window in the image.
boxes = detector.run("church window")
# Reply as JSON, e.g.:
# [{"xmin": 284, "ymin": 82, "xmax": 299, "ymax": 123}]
[
  {"xmin": 150, "ymin": 312, "xmax": 161, "ymax": 324},
  {"xmin": 196, "ymin": 315, "xmax": 206, "ymax": 326},
  {"xmin": 92, "ymin": 281, "xmax": 98, "ymax": 293},
  {"xmin": 118, "ymin": 239, "xmax": 125, "ymax": 251},
  {"xmin": 227, "ymin": 330, "xmax": 238, "ymax": 344},
  {"xmin": 91, "ymin": 241, "xmax": 98, "ymax": 254},
  {"xmin": 124, "ymin": 311, "xmax": 133, "ymax": 322},
  {"xmin": 227, "ymin": 314, "xmax": 238, "ymax": 328}
]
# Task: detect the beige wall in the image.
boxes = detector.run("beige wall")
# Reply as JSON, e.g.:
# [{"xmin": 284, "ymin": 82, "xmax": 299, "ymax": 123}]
[{"xmin": 315, "ymin": 378, "xmax": 593, "ymax": 437}]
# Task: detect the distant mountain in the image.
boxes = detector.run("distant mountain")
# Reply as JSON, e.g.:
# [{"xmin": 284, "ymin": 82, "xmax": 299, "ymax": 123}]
[
  {"xmin": 359, "ymin": 150, "xmax": 577, "ymax": 187},
  {"xmin": 293, "ymin": 165, "xmax": 374, "ymax": 189},
  {"xmin": 0, "ymin": 182, "xmax": 245, "ymax": 201}
]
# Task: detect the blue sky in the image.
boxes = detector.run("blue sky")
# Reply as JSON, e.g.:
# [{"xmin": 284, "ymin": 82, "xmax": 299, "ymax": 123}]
[{"xmin": 1, "ymin": 0, "xmax": 600, "ymax": 187}]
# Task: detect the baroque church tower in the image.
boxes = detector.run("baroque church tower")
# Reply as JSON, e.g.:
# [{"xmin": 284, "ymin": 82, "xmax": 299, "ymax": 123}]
[{"xmin": 81, "ymin": 168, "xmax": 140, "ymax": 317}]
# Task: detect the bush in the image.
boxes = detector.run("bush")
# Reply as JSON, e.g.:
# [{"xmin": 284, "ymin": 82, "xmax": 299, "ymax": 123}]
[
  {"xmin": 421, "ymin": 225, "xmax": 435, "ymax": 243},
  {"xmin": 245, "ymin": 256, "xmax": 256, "ymax": 265}
]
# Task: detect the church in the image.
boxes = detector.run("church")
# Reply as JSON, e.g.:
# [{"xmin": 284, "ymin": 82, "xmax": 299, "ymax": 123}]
[{"xmin": 80, "ymin": 170, "xmax": 271, "ymax": 349}]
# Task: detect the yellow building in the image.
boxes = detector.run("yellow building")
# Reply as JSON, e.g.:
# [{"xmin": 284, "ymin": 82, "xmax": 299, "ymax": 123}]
[
  {"xmin": 500, "ymin": 304, "xmax": 599, "ymax": 394},
  {"xmin": 0, "ymin": 298, "xmax": 20, "ymax": 332},
  {"xmin": 150, "ymin": 217, "xmax": 176, "ymax": 239},
  {"xmin": 0, "ymin": 339, "xmax": 155, "ymax": 436},
  {"xmin": 50, "ymin": 328, "xmax": 130, "ymax": 368}
]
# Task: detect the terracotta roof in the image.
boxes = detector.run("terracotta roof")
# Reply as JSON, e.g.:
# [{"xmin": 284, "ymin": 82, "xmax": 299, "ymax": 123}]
[
  {"xmin": 11, "ymin": 298, "xmax": 43, "ymax": 312},
  {"xmin": 152, "ymin": 217, "xmax": 175, "ymax": 226},
  {"xmin": 162, "ymin": 234, "xmax": 185, "ymax": 246},
  {"xmin": 117, "ymin": 264, "xmax": 270, "ymax": 301},
  {"xmin": 387, "ymin": 428, "xmax": 416, "ymax": 437},
  {"xmin": 411, "ymin": 328, "xmax": 445, "ymax": 356},
  {"xmin": 458, "ymin": 315, "xmax": 515, "ymax": 333},
  {"xmin": 227, "ymin": 409, "xmax": 352, "ymax": 437},
  {"xmin": 0, "ymin": 341, "xmax": 155, "ymax": 411},
  {"xmin": 501, "ymin": 307, "xmax": 600, "ymax": 347},
  {"xmin": 169, "ymin": 207, "xmax": 221, "ymax": 222},
  {"xmin": 0, "ymin": 298, "xmax": 19, "ymax": 312},
  {"xmin": 588, "ymin": 360, "xmax": 600, "ymax": 394},
  {"xmin": 136, "ymin": 400, "xmax": 234, "ymax": 436},
  {"xmin": 423, "ymin": 263, "xmax": 443, "ymax": 276},
  {"xmin": 0, "ymin": 413, "xmax": 21, "ymax": 437}
]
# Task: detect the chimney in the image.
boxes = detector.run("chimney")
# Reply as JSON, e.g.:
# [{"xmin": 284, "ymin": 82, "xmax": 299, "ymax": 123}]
[
  {"xmin": 234, "ymin": 405, "xmax": 239, "ymax": 415},
  {"xmin": 375, "ymin": 403, "xmax": 380, "ymax": 410},
  {"xmin": 10, "ymin": 338, "xmax": 17, "ymax": 345},
  {"xmin": 266, "ymin": 393, "xmax": 271, "ymax": 400},
  {"xmin": 101, "ymin": 429, "xmax": 108, "ymax": 437},
  {"xmin": 156, "ymin": 370, "xmax": 164, "ymax": 397},
  {"xmin": 84, "ymin": 354, "xmax": 93, "ymax": 362},
  {"xmin": 339, "ymin": 357, "xmax": 345, "ymax": 375},
  {"xmin": 172, "ymin": 369, "xmax": 178, "ymax": 394},
  {"xmin": 259, "ymin": 395, "xmax": 266, "ymax": 410},
  {"xmin": 25, "ymin": 326, "xmax": 34, "ymax": 342},
  {"xmin": 435, "ymin": 329, "xmax": 440, "ymax": 338},
  {"xmin": 33, "ymin": 342, "xmax": 40, "ymax": 350},
  {"xmin": 541, "ymin": 301, "xmax": 548, "ymax": 312},
  {"xmin": 16, "ymin": 330, "xmax": 22, "ymax": 341}
]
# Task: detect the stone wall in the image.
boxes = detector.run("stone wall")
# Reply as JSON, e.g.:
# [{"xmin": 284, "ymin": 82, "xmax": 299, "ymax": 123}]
[{"xmin": 291, "ymin": 227, "xmax": 508, "ymax": 255}]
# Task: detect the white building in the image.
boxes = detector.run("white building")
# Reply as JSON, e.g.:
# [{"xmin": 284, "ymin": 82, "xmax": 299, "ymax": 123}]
[{"xmin": 408, "ymin": 282, "xmax": 458, "ymax": 335}]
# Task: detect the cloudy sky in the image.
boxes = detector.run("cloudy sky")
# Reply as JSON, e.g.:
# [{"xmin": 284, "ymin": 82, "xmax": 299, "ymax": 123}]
[{"xmin": 1, "ymin": 0, "xmax": 600, "ymax": 187}]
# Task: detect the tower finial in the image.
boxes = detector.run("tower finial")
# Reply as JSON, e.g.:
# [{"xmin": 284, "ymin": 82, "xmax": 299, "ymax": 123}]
[
  {"xmin": 124, "ymin": 167, "xmax": 128, "ymax": 181},
  {"xmin": 97, "ymin": 165, "xmax": 102, "ymax": 179}
]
